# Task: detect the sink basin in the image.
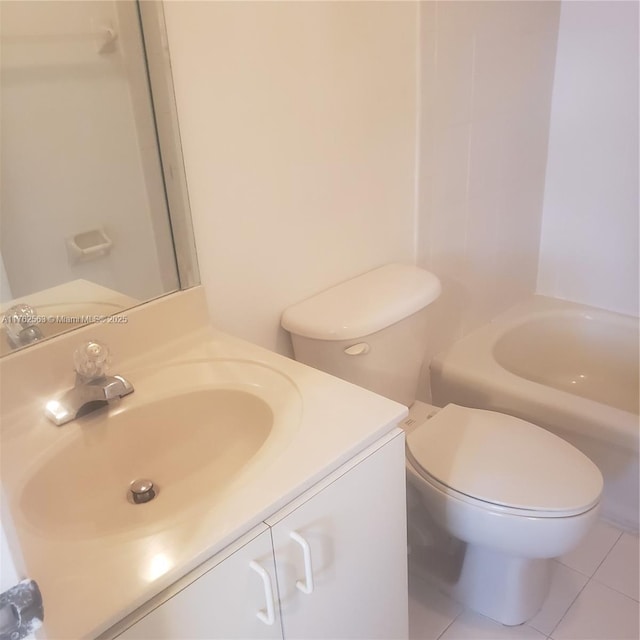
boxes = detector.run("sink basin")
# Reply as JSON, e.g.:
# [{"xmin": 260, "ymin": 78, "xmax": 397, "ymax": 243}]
[{"xmin": 15, "ymin": 359, "xmax": 301, "ymax": 538}]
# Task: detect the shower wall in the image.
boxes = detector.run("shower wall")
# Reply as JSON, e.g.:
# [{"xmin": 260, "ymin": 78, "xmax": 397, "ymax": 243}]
[
  {"xmin": 537, "ymin": 1, "xmax": 639, "ymax": 317},
  {"xmin": 416, "ymin": 1, "xmax": 561, "ymax": 396}
]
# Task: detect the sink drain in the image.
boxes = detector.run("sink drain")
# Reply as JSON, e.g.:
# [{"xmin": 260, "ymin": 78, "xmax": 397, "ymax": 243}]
[{"xmin": 129, "ymin": 478, "xmax": 156, "ymax": 504}]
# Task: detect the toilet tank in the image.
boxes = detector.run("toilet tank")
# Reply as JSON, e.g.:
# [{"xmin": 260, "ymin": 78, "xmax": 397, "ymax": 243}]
[{"xmin": 281, "ymin": 264, "xmax": 441, "ymax": 406}]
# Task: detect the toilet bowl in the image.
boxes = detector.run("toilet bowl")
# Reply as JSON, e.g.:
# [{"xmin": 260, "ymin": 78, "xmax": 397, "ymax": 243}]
[
  {"xmin": 404, "ymin": 403, "xmax": 602, "ymax": 624},
  {"xmin": 281, "ymin": 264, "xmax": 603, "ymax": 625}
]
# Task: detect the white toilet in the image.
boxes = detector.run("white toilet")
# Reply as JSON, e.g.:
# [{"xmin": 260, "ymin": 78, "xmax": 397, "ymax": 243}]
[{"xmin": 281, "ymin": 263, "xmax": 603, "ymax": 626}]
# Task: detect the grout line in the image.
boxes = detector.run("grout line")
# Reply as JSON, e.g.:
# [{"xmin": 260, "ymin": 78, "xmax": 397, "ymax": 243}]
[
  {"xmin": 547, "ymin": 528, "xmax": 635, "ymax": 638},
  {"xmin": 524, "ymin": 622, "xmax": 549, "ymax": 638},
  {"xmin": 590, "ymin": 575, "xmax": 640, "ymax": 604},
  {"xmin": 589, "ymin": 529, "xmax": 624, "ymax": 577},
  {"xmin": 557, "ymin": 527, "xmax": 623, "ymax": 578},
  {"xmin": 546, "ymin": 575, "xmax": 590, "ymax": 638},
  {"xmin": 435, "ymin": 607, "xmax": 463, "ymax": 640}
]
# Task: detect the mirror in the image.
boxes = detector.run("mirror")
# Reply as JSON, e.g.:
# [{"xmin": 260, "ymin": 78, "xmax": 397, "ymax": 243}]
[{"xmin": 0, "ymin": 0, "xmax": 199, "ymax": 355}]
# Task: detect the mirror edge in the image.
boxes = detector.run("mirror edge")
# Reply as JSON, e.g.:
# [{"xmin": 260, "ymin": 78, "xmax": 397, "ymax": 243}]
[{"xmin": 137, "ymin": 0, "xmax": 200, "ymax": 291}]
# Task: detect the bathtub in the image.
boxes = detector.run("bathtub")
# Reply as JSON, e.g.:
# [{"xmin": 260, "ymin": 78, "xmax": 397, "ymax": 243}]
[{"xmin": 430, "ymin": 295, "xmax": 639, "ymax": 532}]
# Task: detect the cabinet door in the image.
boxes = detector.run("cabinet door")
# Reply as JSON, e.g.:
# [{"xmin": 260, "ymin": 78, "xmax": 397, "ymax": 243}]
[
  {"xmin": 268, "ymin": 433, "xmax": 407, "ymax": 640},
  {"xmin": 117, "ymin": 527, "xmax": 282, "ymax": 640}
]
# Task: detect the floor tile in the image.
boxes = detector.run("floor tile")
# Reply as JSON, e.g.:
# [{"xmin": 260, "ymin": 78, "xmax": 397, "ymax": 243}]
[
  {"xmin": 439, "ymin": 610, "xmax": 546, "ymax": 640},
  {"xmin": 528, "ymin": 561, "xmax": 588, "ymax": 636},
  {"xmin": 559, "ymin": 520, "xmax": 622, "ymax": 577},
  {"xmin": 408, "ymin": 518, "xmax": 635, "ymax": 640},
  {"xmin": 551, "ymin": 580, "xmax": 640, "ymax": 640},
  {"xmin": 593, "ymin": 533, "xmax": 639, "ymax": 601},
  {"xmin": 408, "ymin": 573, "xmax": 463, "ymax": 640}
]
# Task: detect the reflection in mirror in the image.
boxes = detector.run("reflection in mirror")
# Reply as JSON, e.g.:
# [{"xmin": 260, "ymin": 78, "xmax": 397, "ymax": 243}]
[{"xmin": 0, "ymin": 0, "xmax": 199, "ymax": 355}]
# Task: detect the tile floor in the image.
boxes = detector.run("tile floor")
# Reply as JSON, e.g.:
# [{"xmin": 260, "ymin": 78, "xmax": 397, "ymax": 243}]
[{"xmin": 409, "ymin": 520, "xmax": 640, "ymax": 640}]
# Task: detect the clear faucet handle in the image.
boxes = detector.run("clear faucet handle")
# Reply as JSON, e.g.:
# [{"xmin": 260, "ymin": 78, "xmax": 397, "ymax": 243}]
[
  {"xmin": 73, "ymin": 340, "xmax": 111, "ymax": 381},
  {"xmin": 3, "ymin": 303, "xmax": 38, "ymax": 326},
  {"xmin": 2, "ymin": 304, "xmax": 42, "ymax": 348}
]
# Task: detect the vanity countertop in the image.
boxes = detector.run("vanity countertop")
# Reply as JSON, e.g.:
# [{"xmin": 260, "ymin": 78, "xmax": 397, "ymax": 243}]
[{"xmin": 0, "ymin": 288, "xmax": 407, "ymax": 639}]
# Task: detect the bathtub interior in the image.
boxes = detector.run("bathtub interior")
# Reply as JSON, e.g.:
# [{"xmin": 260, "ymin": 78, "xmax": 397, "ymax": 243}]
[{"xmin": 492, "ymin": 312, "xmax": 639, "ymax": 414}]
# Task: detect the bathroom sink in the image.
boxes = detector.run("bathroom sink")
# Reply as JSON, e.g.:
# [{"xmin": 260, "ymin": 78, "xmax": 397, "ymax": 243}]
[
  {"xmin": 0, "ymin": 289, "xmax": 411, "ymax": 640},
  {"xmin": 15, "ymin": 359, "xmax": 301, "ymax": 538}
]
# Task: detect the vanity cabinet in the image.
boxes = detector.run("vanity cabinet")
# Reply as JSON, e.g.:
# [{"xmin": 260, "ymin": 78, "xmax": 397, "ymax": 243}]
[
  {"xmin": 116, "ymin": 526, "xmax": 282, "ymax": 640},
  {"xmin": 115, "ymin": 432, "xmax": 407, "ymax": 640},
  {"xmin": 267, "ymin": 432, "xmax": 407, "ymax": 639}
]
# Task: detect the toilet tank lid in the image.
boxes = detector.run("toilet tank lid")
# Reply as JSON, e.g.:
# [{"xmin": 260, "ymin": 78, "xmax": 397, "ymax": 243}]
[{"xmin": 281, "ymin": 263, "xmax": 441, "ymax": 340}]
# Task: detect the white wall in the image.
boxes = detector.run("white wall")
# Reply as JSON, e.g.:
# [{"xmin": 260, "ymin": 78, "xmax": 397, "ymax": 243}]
[
  {"xmin": 163, "ymin": 1, "xmax": 418, "ymax": 354},
  {"xmin": 416, "ymin": 1, "xmax": 561, "ymax": 391},
  {"xmin": 537, "ymin": 1, "xmax": 639, "ymax": 317}
]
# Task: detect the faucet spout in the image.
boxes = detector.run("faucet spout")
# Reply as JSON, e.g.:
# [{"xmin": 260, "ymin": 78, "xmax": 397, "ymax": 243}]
[{"xmin": 45, "ymin": 375, "xmax": 134, "ymax": 426}]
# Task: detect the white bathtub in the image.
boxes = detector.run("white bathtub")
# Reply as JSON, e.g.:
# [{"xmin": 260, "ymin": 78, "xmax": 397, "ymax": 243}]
[{"xmin": 431, "ymin": 295, "xmax": 639, "ymax": 532}]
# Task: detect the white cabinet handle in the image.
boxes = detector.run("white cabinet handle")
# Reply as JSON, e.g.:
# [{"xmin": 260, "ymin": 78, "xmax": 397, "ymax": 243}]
[
  {"xmin": 289, "ymin": 531, "xmax": 314, "ymax": 594},
  {"xmin": 249, "ymin": 561, "xmax": 275, "ymax": 625}
]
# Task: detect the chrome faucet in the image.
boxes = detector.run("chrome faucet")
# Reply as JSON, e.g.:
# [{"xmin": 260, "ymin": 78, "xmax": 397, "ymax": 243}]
[
  {"xmin": 2, "ymin": 304, "xmax": 44, "ymax": 349},
  {"xmin": 45, "ymin": 341, "xmax": 134, "ymax": 426}
]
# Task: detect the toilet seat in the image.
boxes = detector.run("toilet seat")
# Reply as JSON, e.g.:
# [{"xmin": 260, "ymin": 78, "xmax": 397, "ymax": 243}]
[
  {"xmin": 406, "ymin": 457, "xmax": 599, "ymax": 519},
  {"xmin": 406, "ymin": 404, "xmax": 602, "ymax": 517}
]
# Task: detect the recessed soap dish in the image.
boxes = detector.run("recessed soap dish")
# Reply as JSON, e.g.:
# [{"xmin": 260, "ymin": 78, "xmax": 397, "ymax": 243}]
[{"xmin": 67, "ymin": 228, "xmax": 112, "ymax": 264}]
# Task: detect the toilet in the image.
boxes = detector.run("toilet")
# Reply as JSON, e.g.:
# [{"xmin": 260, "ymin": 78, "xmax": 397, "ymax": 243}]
[{"xmin": 281, "ymin": 263, "xmax": 603, "ymax": 626}]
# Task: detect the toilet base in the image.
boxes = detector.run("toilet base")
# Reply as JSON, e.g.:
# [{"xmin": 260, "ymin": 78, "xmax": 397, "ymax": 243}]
[
  {"xmin": 451, "ymin": 545, "xmax": 551, "ymax": 625},
  {"xmin": 407, "ymin": 483, "xmax": 552, "ymax": 626}
]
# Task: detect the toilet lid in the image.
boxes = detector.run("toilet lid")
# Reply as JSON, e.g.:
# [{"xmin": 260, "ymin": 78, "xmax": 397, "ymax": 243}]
[{"xmin": 406, "ymin": 404, "xmax": 603, "ymax": 514}]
